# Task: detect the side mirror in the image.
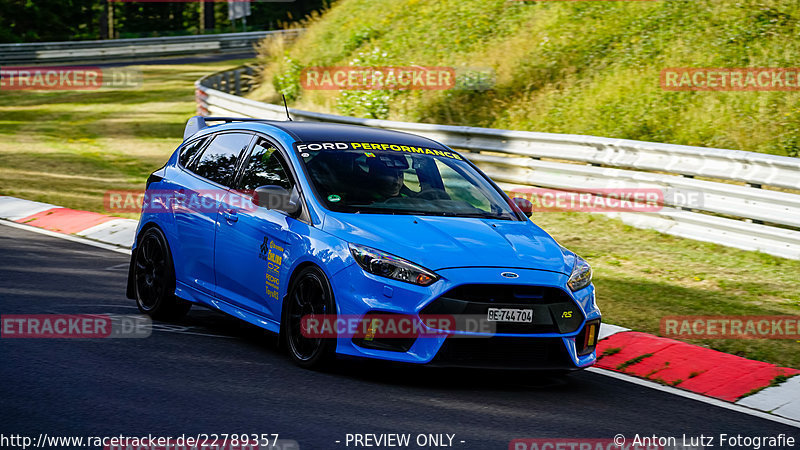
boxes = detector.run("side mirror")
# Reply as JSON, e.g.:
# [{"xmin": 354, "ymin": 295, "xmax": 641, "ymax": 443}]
[
  {"xmin": 255, "ymin": 185, "xmax": 300, "ymax": 216},
  {"xmin": 512, "ymin": 197, "xmax": 533, "ymax": 218}
]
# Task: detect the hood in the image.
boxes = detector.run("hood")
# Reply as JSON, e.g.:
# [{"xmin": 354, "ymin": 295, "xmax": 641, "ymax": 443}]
[{"xmin": 323, "ymin": 213, "xmax": 573, "ymax": 275}]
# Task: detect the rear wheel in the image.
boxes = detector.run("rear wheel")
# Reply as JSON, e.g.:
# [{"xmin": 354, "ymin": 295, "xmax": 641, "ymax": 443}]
[
  {"xmin": 283, "ymin": 266, "xmax": 336, "ymax": 369},
  {"xmin": 134, "ymin": 227, "xmax": 190, "ymax": 320}
]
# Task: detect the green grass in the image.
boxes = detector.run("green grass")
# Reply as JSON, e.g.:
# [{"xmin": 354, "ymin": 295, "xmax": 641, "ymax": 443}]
[
  {"xmin": 618, "ymin": 353, "xmax": 654, "ymax": 371},
  {"xmin": 741, "ymin": 374, "xmax": 797, "ymax": 398},
  {"xmin": 0, "ymin": 60, "xmax": 252, "ymax": 218},
  {"xmin": 253, "ymin": 0, "xmax": 800, "ymax": 157}
]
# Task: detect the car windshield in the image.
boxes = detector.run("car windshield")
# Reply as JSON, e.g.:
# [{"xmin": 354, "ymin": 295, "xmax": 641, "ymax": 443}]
[{"xmin": 296, "ymin": 141, "xmax": 519, "ymax": 220}]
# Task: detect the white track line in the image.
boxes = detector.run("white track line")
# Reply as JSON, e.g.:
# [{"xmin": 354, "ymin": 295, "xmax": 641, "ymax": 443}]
[
  {"xmin": 3, "ymin": 216, "xmax": 799, "ymax": 429},
  {"xmin": 76, "ymin": 218, "xmax": 138, "ymax": 248},
  {"xmin": 0, "ymin": 219, "xmax": 131, "ymax": 255},
  {"xmin": 0, "ymin": 196, "xmax": 59, "ymax": 221},
  {"xmin": 738, "ymin": 376, "xmax": 800, "ymax": 419},
  {"xmin": 587, "ymin": 367, "xmax": 800, "ymax": 429}
]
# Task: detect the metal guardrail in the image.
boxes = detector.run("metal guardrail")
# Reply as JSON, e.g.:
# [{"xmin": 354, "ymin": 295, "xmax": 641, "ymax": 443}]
[
  {"xmin": 0, "ymin": 30, "xmax": 302, "ymax": 65},
  {"xmin": 196, "ymin": 67, "xmax": 800, "ymax": 260},
  {"xmin": 201, "ymin": 65, "xmax": 260, "ymax": 97}
]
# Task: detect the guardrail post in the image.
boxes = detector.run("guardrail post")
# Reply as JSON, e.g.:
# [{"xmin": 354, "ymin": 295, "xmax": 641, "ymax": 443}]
[
  {"xmin": 234, "ymin": 70, "xmax": 242, "ymax": 96},
  {"xmin": 228, "ymin": 71, "xmax": 236, "ymax": 94},
  {"xmin": 243, "ymin": 66, "xmax": 254, "ymax": 93}
]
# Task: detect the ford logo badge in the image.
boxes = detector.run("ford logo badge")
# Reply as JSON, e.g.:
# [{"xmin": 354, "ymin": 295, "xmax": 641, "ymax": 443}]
[{"xmin": 501, "ymin": 272, "xmax": 519, "ymax": 279}]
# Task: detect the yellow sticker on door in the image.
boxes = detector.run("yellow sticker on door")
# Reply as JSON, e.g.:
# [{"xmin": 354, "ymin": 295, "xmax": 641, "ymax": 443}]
[{"xmin": 259, "ymin": 236, "xmax": 284, "ymax": 301}]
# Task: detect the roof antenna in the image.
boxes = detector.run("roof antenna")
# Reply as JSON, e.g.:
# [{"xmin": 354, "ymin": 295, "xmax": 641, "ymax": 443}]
[{"xmin": 282, "ymin": 94, "xmax": 293, "ymax": 121}]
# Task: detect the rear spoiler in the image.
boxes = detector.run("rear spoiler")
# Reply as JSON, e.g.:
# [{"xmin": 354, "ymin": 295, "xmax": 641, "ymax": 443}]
[{"xmin": 183, "ymin": 116, "xmax": 271, "ymax": 141}]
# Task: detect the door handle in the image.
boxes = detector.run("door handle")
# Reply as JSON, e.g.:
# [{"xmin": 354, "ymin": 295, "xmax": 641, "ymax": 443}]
[{"xmin": 222, "ymin": 209, "xmax": 239, "ymax": 222}]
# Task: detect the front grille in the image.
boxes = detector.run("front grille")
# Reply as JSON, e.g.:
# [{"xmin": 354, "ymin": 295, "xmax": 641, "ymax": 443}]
[
  {"xmin": 420, "ymin": 284, "xmax": 584, "ymax": 334},
  {"xmin": 431, "ymin": 336, "xmax": 573, "ymax": 369}
]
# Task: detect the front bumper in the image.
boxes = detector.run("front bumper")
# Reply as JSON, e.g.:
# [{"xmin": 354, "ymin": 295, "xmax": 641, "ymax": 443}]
[{"xmin": 331, "ymin": 265, "xmax": 601, "ymax": 369}]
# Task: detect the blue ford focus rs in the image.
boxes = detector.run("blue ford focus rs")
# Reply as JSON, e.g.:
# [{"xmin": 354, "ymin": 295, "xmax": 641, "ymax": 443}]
[{"xmin": 127, "ymin": 116, "xmax": 601, "ymax": 370}]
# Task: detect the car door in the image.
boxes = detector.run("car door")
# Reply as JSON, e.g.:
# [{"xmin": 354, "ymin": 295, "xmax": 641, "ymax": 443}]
[
  {"xmin": 214, "ymin": 136, "xmax": 298, "ymax": 321},
  {"xmin": 173, "ymin": 131, "xmax": 254, "ymax": 297}
]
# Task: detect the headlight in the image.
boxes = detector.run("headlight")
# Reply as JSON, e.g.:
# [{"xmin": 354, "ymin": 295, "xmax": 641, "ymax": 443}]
[
  {"xmin": 349, "ymin": 243, "xmax": 439, "ymax": 286},
  {"xmin": 567, "ymin": 255, "xmax": 592, "ymax": 291}
]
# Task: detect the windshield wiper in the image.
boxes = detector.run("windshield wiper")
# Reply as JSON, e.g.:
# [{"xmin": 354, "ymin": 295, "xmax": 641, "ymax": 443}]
[
  {"xmin": 335, "ymin": 206, "xmax": 512, "ymax": 219},
  {"xmin": 479, "ymin": 212, "xmax": 513, "ymax": 220}
]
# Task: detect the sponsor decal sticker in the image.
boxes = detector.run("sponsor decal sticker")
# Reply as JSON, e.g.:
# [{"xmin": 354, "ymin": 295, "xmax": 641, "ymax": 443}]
[
  {"xmin": 294, "ymin": 142, "xmax": 463, "ymax": 161},
  {"xmin": 259, "ymin": 237, "xmax": 284, "ymax": 302}
]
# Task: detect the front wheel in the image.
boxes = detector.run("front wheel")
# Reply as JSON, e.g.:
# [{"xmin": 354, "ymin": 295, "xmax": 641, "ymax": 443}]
[
  {"xmin": 133, "ymin": 227, "xmax": 190, "ymax": 320},
  {"xmin": 283, "ymin": 266, "xmax": 336, "ymax": 369}
]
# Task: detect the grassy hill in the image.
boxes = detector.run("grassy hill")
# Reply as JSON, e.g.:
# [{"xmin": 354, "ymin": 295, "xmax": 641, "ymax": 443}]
[{"xmin": 252, "ymin": 0, "xmax": 800, "ymax": 157}]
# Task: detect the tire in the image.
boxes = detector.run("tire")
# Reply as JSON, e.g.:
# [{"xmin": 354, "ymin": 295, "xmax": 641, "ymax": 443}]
[
  {"xmin": 283, "ymin": 266, "xmax": 336, "ymax": 369},
  {"xmin": 133, "ymin": 227, "xmax": 191, "ymax": 320}
]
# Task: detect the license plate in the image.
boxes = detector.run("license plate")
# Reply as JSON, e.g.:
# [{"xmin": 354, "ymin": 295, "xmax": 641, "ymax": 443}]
[{"xmin": 487, "ymin": 308, "xmax": 533, "ymax": 323}]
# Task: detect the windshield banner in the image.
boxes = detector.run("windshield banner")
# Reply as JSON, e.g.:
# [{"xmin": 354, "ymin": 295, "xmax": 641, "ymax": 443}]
[{"xmin": 293, "ymin": 141, "xmax": 464, "ymax": 161}]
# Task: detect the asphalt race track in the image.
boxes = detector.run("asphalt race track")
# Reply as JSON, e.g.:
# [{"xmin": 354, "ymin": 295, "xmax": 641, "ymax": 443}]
[{"xmin": 0, "ymin": 224, "xmax": 798, "ymax": 450}]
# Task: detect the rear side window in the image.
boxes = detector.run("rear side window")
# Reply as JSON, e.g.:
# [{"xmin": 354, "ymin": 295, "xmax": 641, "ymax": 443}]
[
  {"xmin": 192, "ymin": 133, "xmax": 253, "ymax": 187},
  {"xmin": 237, "ymin": 138, "xmax": 294, "ymax": 192},
  {"xmin": 179, "ymin": 137, "xmax": 206, "ymax": 168}
]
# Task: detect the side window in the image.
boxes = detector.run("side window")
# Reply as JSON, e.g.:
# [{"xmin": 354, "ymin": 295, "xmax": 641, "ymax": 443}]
[
  {"xmin": 179, "ymin": 137, "xmax": 206, "ymax": 168},
  {"xmin": 192, "ymin": 133, "xmax": 253, "ymax": 187},
  {"xmin": 435, "ymin": 159, "xmax": 492, "ymax": 211},
  {"xmin": 237, "ymin": 138, "xmax": 294, "ymax": 192}
]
